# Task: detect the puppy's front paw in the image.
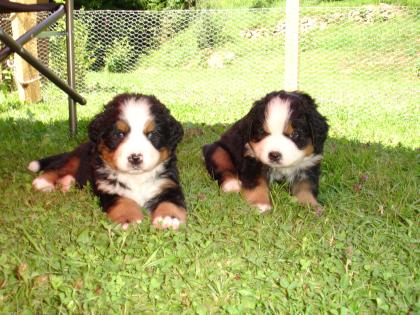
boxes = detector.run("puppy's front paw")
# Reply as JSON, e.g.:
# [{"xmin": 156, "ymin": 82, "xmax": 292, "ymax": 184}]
[
  {"xmin": 314, "ymin": 204, "xmax": 323, "ymax": 216},
  {"xmin": 121, "ymin": 219, "xmax": 143, "ymax": 230},
  {"xmin": 152, "ymin": 216, "xmax": 181, "ymax": 230},
  {"xmin": 107, "ymin": 197, "xmax": 143, "ymax": 229},
  {"xmin": 151, "ymin": 202, "xmax": 186, "ymax": 230},
  {"xmin": 256, "ymin": 203, "xmax": 272, "ymax": 213}
]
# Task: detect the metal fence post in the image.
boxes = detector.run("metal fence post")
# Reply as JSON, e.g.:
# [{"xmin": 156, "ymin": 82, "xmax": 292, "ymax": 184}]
[
  {"xmin": 66, "ymin": 0, "xmax": 77, "ymax": 136},
  {"xmin": 284, "ymin": 0, "xmax": 300, "ymax": 91}
]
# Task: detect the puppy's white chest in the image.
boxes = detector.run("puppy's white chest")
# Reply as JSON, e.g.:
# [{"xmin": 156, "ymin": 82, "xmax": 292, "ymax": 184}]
[
  {"xmin": 269, "ymin": 154, "xmax": 323, "ymax": 183},
  {"xmin": 97, "ymin": 165, "xmax": 165, "ymax": 207}
]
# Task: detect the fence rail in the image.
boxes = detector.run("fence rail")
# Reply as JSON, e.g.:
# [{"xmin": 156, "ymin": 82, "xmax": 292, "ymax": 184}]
[{"xmin": 1, "ymin": 5, "xmax": 418, "ymax": 116}]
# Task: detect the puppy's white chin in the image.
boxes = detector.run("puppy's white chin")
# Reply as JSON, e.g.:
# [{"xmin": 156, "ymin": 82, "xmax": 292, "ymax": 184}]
[
  {"xmin": 270, "ymin": 162, "xmax": 293, "ymax": 168},
  {"xmin": 128, "ymin": 169, "xmax": 148, "ymax": 175},
  {"xmin": 121, "ymin": 163, "xmax": 162, "ymax": 175}
]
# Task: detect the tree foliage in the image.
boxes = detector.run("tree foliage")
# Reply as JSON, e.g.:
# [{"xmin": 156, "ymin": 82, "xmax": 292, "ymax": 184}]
[{"xmin": 74, "ymin": 0, "xmax": 196, "ymax": 10}]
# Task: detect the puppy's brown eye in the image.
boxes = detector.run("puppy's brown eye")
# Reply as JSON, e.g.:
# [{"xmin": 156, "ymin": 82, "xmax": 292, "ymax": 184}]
[
  {"xmin": 115, "ymin": 131, "xmax": 125, "ymax": 139},
  {"xmin": 145, "ymin": 131, "xmax": 153, "ymax": 139},
  {"xmin": 255, "ymin": 129, "xmax": 269, "ymax": 140}
]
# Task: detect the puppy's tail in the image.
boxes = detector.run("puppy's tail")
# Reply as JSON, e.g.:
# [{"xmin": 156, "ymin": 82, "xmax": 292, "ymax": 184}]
[{"xmin": 27, "ymin": 152, "xmax": 71, "ymax": 173}]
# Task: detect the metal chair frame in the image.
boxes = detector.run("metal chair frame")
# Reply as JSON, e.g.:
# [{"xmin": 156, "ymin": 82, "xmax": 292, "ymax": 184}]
[{"xmin": 0, "ymin": 0, "xmax": 86, "ymax": 136}]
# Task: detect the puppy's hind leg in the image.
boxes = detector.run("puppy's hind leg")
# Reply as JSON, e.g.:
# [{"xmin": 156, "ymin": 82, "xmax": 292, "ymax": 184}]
[
  {"xmin": 242, "ymin": 177, "xmax": 272, "ymax": 213},
  {"xmin": 30, "ymin": 154, "xmax": 80, "ymax": 193},
  {"xmin": 202, "ymin": 143, "xmax": 241, "ymax": 193},
  {"xmin": 29, "ymin": 142, "xmax": 94, "ymax": 192},
  {"xmin": 28, "ymin": 152, "xmax": 71, "ymax": 173},
  {"xmin": 32, "ymin": 171, "xmax": 59, "ymax": 192}
]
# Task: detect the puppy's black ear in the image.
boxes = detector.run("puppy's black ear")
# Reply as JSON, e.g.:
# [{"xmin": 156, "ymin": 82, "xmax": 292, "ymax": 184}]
[
  {"xmin": 167, "ymin": 114, "xmax": 184, "ymax": 151},
  {"xmin": 88, "ymin": 94, "xmax": 124, "ymax": 143},
  {"xmin": 299, "ymin": 92, "xmax": 329, "ymax": 154},
  {"xmin": 88, "ymin": 111, "xmax": 107, "ymax": 143}
]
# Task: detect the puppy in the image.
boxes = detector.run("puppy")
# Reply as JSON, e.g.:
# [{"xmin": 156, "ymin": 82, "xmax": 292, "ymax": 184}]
[
  {"xmin": 28, "ymin": 93, "xmax": 186, "ymax": 229},
  {"xmin": 203, "ymin": 90, "xmax": 329, "ymax": 213}
]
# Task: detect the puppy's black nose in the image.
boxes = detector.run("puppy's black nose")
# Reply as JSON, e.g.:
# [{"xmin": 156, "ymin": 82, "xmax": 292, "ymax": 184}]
[
  {"xmin": 268, "ymin": 151, "xmax": 282, "ymax": 162},
  {"xmin": 128, "ymin": 153, "xmax": 143, "ymax": 165}
]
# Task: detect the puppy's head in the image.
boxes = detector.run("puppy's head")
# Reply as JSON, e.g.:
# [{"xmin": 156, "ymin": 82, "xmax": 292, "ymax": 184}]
[
  {"xmin": 246, "ymin": 91, "xmax": 328, "ymax": 168},
  {"xmin": 88, "ymin": 93, "xmax": 183, "ymax": 173}
]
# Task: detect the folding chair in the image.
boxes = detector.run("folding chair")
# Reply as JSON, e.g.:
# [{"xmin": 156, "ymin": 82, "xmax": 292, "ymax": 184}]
[{"xmin": 0, "ymin": 0, "xmax": 86, "ymax": 136}]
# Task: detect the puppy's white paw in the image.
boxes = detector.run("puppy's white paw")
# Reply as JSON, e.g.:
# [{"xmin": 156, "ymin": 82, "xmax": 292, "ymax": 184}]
[
  {"xmin": 314, "ymin": 204, "xmax": 323, "ymax": 216},
  {"xmin": 121, "ymin": 220, "xmax": 142, "ymax": 230},
  {"xmin": 221, "ymin": 178, "xmax": 241, "ymax": 193},
  {"xmin": 27, "ymin": 161, "xmax": 40, "ymax": 173},
  {"xmin": 32, "ymin": 177, "xmax": 55, "ymax": 192},
  {"xmin": 256, "ymin": 203, "xmax": 272, "ymax": 213},
  {"xmin": 152, "ymin": 216, "xmax": 181, "ymax": 230},
  {"xmin": 57, "ymin": 175, "xmax": 75, "ymax": 192}
]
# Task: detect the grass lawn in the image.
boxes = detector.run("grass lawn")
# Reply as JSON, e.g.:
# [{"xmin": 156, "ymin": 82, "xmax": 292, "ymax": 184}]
[{"xmin": 0, "ymin": 5, "xmax": 419, "ymax": 315}]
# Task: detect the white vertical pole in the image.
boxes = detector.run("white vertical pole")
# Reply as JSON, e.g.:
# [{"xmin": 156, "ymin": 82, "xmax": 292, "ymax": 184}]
[{"xmin": 284, "ymin": 0, "xmax": 300, "ymax": 91}]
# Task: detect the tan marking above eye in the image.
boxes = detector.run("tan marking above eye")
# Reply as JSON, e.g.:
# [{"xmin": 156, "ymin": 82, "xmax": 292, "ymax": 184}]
[
  {"xmin": 144, "ymin": 119, "xmax": 156, "ymax": 135},
  {"xmin": 284, "ymin": 122, "xmax": 294, "ymax": 136},
  {"xmin": 115, "ymin": 120, "xmax": 130, "ymax": 133}
]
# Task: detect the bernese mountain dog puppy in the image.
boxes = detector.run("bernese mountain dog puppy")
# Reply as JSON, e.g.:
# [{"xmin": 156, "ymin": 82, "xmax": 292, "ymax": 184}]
[
  {"xmin": 28, "ymin": 93, "xmax": 186, "ymax": 230},
  {"xmin": 203, "ymin": 90, "xmax": 329, "ymax": 214}
]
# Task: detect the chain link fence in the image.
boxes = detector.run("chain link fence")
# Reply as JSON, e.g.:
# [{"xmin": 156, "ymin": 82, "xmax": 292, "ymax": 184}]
[{"xmin": 1, "ymin": 5, "xmax": 418, "ymax": 121}]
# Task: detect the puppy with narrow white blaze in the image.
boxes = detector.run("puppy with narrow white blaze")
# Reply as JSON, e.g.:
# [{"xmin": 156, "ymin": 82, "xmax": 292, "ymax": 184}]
[
  {"xmin": 203, "ymin": 90, "xmax": 329, "ymax": 213},
  {"xmin": 250, "ymin": 97, "xmax": 307, "ymax": 167},
  {"xmin": 28, "ymin": 93, "xmax": 187, "ymax": 230}
]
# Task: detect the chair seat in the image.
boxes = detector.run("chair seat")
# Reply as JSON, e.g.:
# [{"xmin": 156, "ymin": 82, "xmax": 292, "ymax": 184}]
[{"xmin": 0, "ymin": 1, "xmax": 59, "ymax": 14}]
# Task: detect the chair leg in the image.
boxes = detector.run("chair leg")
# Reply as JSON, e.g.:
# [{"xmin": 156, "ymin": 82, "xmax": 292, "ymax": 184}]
[{"xmin": 66, "ymin": 0, "xmax": 77, "ymax": 136}]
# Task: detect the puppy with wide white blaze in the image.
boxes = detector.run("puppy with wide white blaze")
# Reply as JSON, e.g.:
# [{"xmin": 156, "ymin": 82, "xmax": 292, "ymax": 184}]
[
  {"xmin": 203, "ymin": 90, "xmax": 329, "ymax": 214},
  {"xmin": 28, "ymin": 93, "xmax": 187, "ymax": 230}
]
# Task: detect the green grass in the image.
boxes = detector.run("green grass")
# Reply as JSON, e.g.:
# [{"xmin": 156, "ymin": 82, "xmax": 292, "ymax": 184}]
[
  {"xmin": 0, "ymin": 5, "xmax": 419, "ymax": 314},
  {"xmin": 0, "ymin": 96, "xmax": 418, "ymax": 314}
]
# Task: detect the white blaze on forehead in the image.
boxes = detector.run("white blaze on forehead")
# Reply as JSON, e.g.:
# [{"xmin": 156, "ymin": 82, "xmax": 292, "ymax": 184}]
[
  {"xmin": 250, "ymin": 96, "xmax": 307, "ymax": 168},
  {"xmin": 120, "ymin": 97, "xmax": 151, "ymax": 130},
  {"xmin": 265, "ymin": 96, "xmax": 290, "ymax": 134}
]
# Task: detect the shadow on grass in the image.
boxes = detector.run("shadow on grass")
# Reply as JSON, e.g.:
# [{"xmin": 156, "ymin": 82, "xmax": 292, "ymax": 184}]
[{"xmin": 0, "ymin": 115, "xmax": 417, "ymax": 221}]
